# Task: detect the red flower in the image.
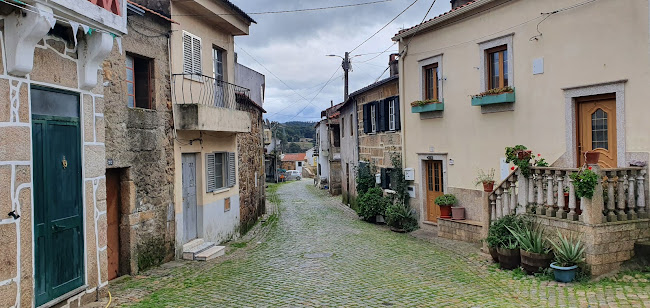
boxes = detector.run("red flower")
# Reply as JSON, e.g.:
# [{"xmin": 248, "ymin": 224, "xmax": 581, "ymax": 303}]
[
  {"xmin": 511, "ymin": 166, "xmax": 515, "ymax": 170},
  {"xmin": 537, "ymin": 154, "xmax": 541, "ymax": 157},
  {"xmin": 588, "ymin": 166, "xmax": 592, "ymax": 170}
]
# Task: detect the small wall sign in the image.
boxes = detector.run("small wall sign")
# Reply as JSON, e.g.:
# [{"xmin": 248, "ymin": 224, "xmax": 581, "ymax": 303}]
[{"xmin": 107, "ymin": 159, "xmax": 114, "ymax": 166}]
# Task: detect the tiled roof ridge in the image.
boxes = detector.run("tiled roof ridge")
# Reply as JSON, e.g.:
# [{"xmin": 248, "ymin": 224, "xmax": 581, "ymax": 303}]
[{"xmin": 397, "ymin": 0, "xmax": 477, "ymax": 35}]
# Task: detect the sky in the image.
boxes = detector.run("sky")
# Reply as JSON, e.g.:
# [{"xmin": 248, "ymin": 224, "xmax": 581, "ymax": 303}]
[{"xmin": 232, "ymin": 0, "xmax": 452, "ymax": 123}]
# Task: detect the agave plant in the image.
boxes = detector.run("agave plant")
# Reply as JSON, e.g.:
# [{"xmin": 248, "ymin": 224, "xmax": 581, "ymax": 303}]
[
  {"xmin": 507, "ymin": 224, "xmax": 551, "ymax": 254},
  {"xmin": 549, "ymin": 231, "xmax": 585, "ymax": 267}
]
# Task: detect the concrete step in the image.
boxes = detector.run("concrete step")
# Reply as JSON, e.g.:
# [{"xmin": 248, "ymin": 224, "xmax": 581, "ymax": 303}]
[
  {"xmin": 195, "ymin": 245, "xmax": 226, "ymax": 261},
  {"xmin": 182, "ymin": 238, "xmax": 204, "ymax": 252},
  {"xmin": 182, "ymin": 241, "xmax": 215, "ymax": 260}
]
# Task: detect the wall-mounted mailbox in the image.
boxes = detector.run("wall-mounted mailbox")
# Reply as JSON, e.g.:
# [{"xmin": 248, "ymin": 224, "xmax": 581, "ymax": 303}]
[
  {"xmin": 375, "ymin": 173, "xmax": 381, "ymax": 184},
  {"xmin": 407, "ymin": 186, "xmax": 416, "ymax": 198},
  {"xmin": 404, "ymin": 168, "xmax": 415, "ymax": 181}
]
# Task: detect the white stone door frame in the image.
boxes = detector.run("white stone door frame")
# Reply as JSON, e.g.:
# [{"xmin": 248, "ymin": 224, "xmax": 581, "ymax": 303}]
[
  {"xmin": 417, "ymin": 153, "xmax": 448, "ymax": 224},
  {"xmin": 563, "ymin": 80, "xmax": 627, "ymax": 167}
]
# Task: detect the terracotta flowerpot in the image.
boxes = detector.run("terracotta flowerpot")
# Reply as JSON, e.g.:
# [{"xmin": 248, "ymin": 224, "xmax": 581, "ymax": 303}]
[
  {"xmin": 517, "ymin": 150, "xmax": 532, "ymax": 160},
  {"xmin": 488, "ymin": 247, "xmax": 499, "ymax": 263},
  {"xmin": 483, "ymin": 181, "xmax": 495, "ymax": 192},
  {"xmin": 520, "ymin": 250, "xmax": 553, "ymax": 274},
  {"xmin": 439, "ymin": 205, "xmax": 452, "ymax": 219},
  {"xmin": 451, "ymin": 207, "xmax": 466, "ymax": 220},
  {"xmin": 497, "ymin": 247, "xmax": 521, "ymax": 270},
  {"xmin": 585, "ymin": 151, "xmax": 600, "ymax": 165}
]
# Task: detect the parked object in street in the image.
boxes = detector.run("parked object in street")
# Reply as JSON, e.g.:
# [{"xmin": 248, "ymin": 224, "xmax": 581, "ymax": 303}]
[{"xmin": 285, "ymin": 170, "xmax": 302, "ymax": 181}]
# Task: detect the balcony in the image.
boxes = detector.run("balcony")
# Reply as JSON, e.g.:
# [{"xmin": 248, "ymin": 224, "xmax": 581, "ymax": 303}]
[
  {"xmin": 173, "ymin": 73, "xmax": 252, "ymax": 133},
  {"xmin": 26, "ymin": 0, "xmax": 127, "ymax": 34}
]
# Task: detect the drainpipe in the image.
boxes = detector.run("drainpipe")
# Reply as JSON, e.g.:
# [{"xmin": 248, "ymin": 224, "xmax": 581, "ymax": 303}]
[
  {"xmin": 168, "ymin": 31, "xmax": 177, "ymax": 140},
  {"xmin": 398, "ymin": 37, "xmax": 407, "ymax": 176}
]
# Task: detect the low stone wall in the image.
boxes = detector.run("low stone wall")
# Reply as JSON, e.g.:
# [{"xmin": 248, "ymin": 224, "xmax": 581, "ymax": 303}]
[
  {"xmin": 448, "ymin": 187, "xmax": 485, "ymax": 223},
  {"xmin": 533, "ymin": 215, "xmax": 650, "ymax": 276},
  {"xmin": 438, "ymin": 219, "xmax": 483, "ymax": 244}
]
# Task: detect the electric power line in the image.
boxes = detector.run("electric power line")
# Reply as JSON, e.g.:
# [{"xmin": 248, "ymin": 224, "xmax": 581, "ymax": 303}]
[
  {"xmin": 349, "ymin": 0, "xmax": 420, "ymax": 53},
  {"xmin": 171, "ymin": 0, "xmax": 394, "ymax": 16}
]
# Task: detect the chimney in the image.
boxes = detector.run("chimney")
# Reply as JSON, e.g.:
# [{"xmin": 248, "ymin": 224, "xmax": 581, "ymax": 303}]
[
  {"xmin": 451, "ymin": 0, "xmax": 473, "ymax": 9},
  {"xmin": 389, "ymin": 53, "xmax": 399, "ymax": 77}
]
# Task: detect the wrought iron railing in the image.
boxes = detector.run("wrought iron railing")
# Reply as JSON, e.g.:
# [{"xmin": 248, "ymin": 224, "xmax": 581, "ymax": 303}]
[{"xmin": 172, "ymin": 73, "xmax": 251, "ymax": 110}]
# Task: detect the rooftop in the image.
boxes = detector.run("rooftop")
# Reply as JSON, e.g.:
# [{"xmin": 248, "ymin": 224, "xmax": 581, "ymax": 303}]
[
  {"xmin": 282, "ymin": 153, "xmax": 307, "ymax": 162},
  {"xmin": 393, "ymin": 0, "xmax": 484, "ymax": 40}
]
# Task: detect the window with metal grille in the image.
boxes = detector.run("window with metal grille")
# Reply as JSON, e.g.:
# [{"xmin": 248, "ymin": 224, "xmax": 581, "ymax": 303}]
[{"xmin": 183, "ymin": 31, "xmax": 202, "ymax": 75}]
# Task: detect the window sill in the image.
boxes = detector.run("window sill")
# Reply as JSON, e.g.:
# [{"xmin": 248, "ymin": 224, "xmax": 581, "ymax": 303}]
[
  {"xmin": 212, "ymin": 187, "xmax": 231, "ymax": 195},
  {"xmin": 412, "ymin": 102, "xmax": 444, "ymax": 113},
  {"xmin": 471, "ymin": 90, "xmax": 515, "ymax": 106},
  {"xmin": 183, "ymin": 74, "xmax": 204, "ymax": 83}
]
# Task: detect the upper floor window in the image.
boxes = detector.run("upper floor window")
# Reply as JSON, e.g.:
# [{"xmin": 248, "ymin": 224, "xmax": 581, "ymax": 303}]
[
  {"xmin": 423, "ymin": 63, "xmax": 439, "ymax": 101},
  {"xmin": 363, "ymin": 97, "xmax": 400, "ymax": 134},
  {"xmin": 350, "ymin": 116, "xmax": 354, "ymax": 136},
  {"xmin": 370, "ymin": 104, "xmax": 377, "ymax": 133},
  {"xmin": 487, "ymin": 45, "xmax": 508, "ymax": 90},
  {"xmin": 206, "ymin": 152, "xmax": 236, "ymax": 192},
  {"xmin": 388, "ymin": 99, "xmax": 396, "ymax": 130},
  {"xmin": 341, "ymin": 116, "xmax": 345, "ymax": 138},
  {"xmin": 213, "ymin": 47, "xmax": 224, "ymax": 81},
  {"xmin": 126, "ymin": 54, "xmax": 153, "ymax": 109},
  {"xmin": 183, "ymin": 31, "xmax": 202, "ymax": 75}
]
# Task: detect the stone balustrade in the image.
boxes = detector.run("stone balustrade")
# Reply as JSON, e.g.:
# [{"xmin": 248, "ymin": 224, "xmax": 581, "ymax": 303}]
[{"xmin": 488, "ymin": 165, "xmax": 648, "ymax": 225}]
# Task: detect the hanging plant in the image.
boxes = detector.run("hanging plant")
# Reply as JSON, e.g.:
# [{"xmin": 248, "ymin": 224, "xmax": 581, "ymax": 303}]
[{"xmin": 569, "ymin": 167, "xmax": 599, "ymax": 199}]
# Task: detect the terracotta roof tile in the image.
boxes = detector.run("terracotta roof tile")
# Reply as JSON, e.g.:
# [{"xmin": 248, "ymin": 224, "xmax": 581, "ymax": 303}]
[
  {"xmin": 396, "ymin": 1, "xmax": 477, "ymax": 35},
  {"xmin": 282, "ymin": 153, "xmax": 307, "ymax": 162}
]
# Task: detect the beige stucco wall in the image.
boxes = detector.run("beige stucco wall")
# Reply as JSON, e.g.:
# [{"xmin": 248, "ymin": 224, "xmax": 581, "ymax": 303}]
[
  {"xmin": 399, "ymin": 0, "xmax": 650, "ymax": 223},
  {"xmin": 0, "ymin": 34, "xmax": 108, "ymax": 307}
]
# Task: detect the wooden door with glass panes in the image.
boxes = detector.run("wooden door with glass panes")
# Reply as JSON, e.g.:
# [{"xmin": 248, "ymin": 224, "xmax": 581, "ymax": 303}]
[
  {"xmin": 425, "ymin": 160, "xmax": 444, "ymax": 222},
  {"xmin": 577, "ymin": 96, "xmax": 616, "ymax": 168}
]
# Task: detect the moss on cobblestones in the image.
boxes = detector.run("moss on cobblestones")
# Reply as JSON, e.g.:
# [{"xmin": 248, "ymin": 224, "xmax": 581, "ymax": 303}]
[{"xmin": 104, "ymin": 181, "xmax": 650, "ymax": 307}]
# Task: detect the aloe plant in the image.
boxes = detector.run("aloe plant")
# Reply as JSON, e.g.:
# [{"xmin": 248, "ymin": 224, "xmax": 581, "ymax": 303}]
[
  {"xmin": 549, "ymin": 231, "xmax": 585, "ymax": 267},
  {"xmin": 507, "ymin": 224, "xmax": 551, "ymax": 254}
]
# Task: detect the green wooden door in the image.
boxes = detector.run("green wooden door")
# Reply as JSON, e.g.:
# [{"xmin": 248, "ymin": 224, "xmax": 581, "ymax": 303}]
[{"xmin": 32, "ymin": 87, "xmax": 84, "ymax": 306}]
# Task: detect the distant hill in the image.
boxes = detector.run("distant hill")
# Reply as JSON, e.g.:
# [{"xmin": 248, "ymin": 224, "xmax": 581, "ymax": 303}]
[{"xmin": 267, "ymin": 121, "xmax": 317, "ymax": 153}]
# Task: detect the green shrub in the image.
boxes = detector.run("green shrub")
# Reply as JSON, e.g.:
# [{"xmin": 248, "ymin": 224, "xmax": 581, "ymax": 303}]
[
  {"xmin": 507, "ymin": 224, "xmax": 551, "ymax": 254},
  {"xmin": 357, "ymin": 187, "xmax": 389, "ymax": 221},
  {"xmin": 570, "ymin": 167, "xmax": 599, "ymax": 199},
  {"xmin": 550, "ymin": 231, "xmax": 585, "ymax": 267},
  {"xmin": 356, "ymin": 162, "xmax": 376, "ymax": 195},
  {"xmin": 486, "ymin": 214, "xmax": 528, "ymax": 248},
  {"xmin": 385, "ymin": 202, "xmax": 419, "ymax": 232},
  {"xmin": 434, "ymin": 194, "xmax": 458, "ymax": 206}
]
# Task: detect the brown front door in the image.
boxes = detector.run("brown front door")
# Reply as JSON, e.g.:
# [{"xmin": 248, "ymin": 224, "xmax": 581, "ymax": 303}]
[
  {"xmin": 106, "ymin": 169, "xmax": 121, "ymax": 281},
  {"xmin": 425, "ymin": 160, "xmax": 444, "ymax": 222},
  {"xmin": 577, "ymin": 96, "xmax": 617, "ymax": 168}
]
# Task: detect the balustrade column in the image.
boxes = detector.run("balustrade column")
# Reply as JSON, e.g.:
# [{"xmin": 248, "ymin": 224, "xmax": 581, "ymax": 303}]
[
  {"xmin": 495, "ymin": 188, "xmax": 503, "ymax": 219},
  {"xmin": 607, "ymin": 171, "xmax": 617, "ymax": 222},
  {"xmin": 536, "ymin": 170, "xmax": 545, "ymax": 215},
  {"xmin": 627, "ymin": 170, "xmax": 637, "ymax": 220},
  {"xmin": 490, "ymin": 194, "xmax": 497, "ymax": 221},
  {"xmin": 528, "ymin": 175, "xmax": 535, "ymax": 211},
  {"xmin": 556, "ymin": 171, "xmax": 566, "ymax": 219},
  {"xmin": 510, "ymin": 178, "xmax": 518, "ymax": 214},
  {"xmin": 567, "ymin": 177, "xmax": 578, "ymax": 221},
  {"xmin": 637, "ymin": 170, "xmax": 647, "ymax": 218},
  {"xmin": 617, "ymin": 171, "xmax": 627, "ymax": 221},
  {"xmin": 546, "ymin": 170, "xmax": 555, "ymax": 216},
  {"xmin": 502, "ymin": 184, "xmax": 510, "ymax": 216}
]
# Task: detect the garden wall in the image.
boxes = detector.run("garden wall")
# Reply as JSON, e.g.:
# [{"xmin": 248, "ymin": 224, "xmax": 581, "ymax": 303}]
[{"xmin": 438, "ymin": 218, "xmax": 483, "ymax": 244}]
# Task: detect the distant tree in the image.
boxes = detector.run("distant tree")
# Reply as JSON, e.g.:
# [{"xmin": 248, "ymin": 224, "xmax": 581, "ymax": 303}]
[{"xmin": 287, "ymin": 143, "xmax": 302, "ymax": 153}]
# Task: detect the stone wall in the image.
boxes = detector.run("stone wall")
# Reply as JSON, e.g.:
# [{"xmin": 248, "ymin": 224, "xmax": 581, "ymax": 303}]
[
  {"xmin": 438, "ymin": 219, "xmax": 483, "ymax": 243},
  {"xmin": 534, "ymin": 215, "xmax": 650, "ymax": 276},
  {"xmin": 236, "ymin": 99, "xmax": 265, "ymax": 234},
  {"xmin": 0, "ymin": 31, "xmax": 108, "ymax": 307},
  {"xmin": 103, "ymin": 14, "xmax": 175, "ymax": 272}
]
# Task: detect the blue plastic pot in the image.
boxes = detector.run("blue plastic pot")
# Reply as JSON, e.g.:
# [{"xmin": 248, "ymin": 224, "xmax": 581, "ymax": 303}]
[{"xmin": 550, "ymin": 262, "xmax": 578, "ymax": 283}]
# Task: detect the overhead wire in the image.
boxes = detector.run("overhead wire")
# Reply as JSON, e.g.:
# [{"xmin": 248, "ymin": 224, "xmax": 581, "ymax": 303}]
[
  {"xmin": 349, "ymin": 0, "xmax": 420, "ymax": 53},
  {"xmin": 171, "ymin": 0, "xmax": 393, "ymax": 16},
  {"xmin": 283, "ymin": 66, "xmax": 342, "ymax": 122}
]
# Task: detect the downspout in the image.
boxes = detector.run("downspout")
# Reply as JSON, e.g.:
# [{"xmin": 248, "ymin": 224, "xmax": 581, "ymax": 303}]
[
  {"xmin": 398, "ymin": 37, "xmax": 407, "ymax": 182},
  {"xmin": 168, "ymin": 31, "xmax": 177, "ymax": 140}
]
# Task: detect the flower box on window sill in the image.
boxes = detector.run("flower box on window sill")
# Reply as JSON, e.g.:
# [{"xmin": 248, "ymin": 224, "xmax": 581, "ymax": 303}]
[
  {"xmin": 411, "ymin": 101, "xmax": 444, "ymax": 113},
  {"xmin": 471, "ymin": 88, "xmax": 515, "ymax": 106}
]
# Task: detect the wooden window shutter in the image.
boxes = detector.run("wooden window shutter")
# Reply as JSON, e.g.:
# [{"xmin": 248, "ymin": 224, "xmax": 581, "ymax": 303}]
[
  {"xmin": 192, "ymin": 36, "xmax": 202, "ymax": 74},
  {"xmin": 363, "ymin": 104, "xmax": 371, "ymax": 134},
  {"xmin": 227, "ymin": 152, "xmax": 236, "ymax": 187},
  {"xmin": 206, "ymin": 153, "xmax": 216, "ymax": 192},
  {"xmin": 393, "ymin": 97, "xmax": 401, "ymax": 131},
  {"xmin": 183, "ymin": 33, "xmax": 193, "ymax": 74},
  {"xmin": 380, "ymin": 168, "xmax": 388, "ymax": 189},
  {"xmin": 375, "ymin": 101, "xmax": 382, "ymax": 132},
  {"xmin": 379, "ymin": 99, "xmax": 389, "ymax": 132}
]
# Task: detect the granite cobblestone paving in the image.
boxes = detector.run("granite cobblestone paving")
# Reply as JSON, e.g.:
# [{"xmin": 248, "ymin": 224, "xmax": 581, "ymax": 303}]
[{"xmin": 104, "ymin": 180, "xmax": 650, "ymax": 307}]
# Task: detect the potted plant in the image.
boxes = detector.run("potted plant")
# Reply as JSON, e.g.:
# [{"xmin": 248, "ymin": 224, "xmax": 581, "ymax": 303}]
[
  {"xmin": 584, "ymin": 151, "xmax": 600, "ymax": 165},
  {"xmin": 497, "ymin": 240, "xmax": 521, "ymax": 270},
  {"xmin": 435, "ymin": 194, "xmax": 457, "ymax": 219},
  {"xmin": 549, "ymin": 231, "xmax": 585, "ymax": 283},
  {"xmin": 357, "ymin": 187, "xmax": 389, "ymax": 223},
  {"xmin": 451, "ymin": 205, "xmax": 466, "ymax": 220},
  {"xmin": 508, "ymin": 224, "xmax": 553, "ymax": 274},
  {"xmin": 488, "ymin": 215, "xmax": 526, "ymax": 268},
  {"xmin": 485, "ymin": 233, "xmax": 500, "ymax": 263},
  {"xmin": 569, "ymin": 166, "xmax": 599, "ymax": 199},
  {"xmin": 475, "ymin": 168, "xmax": 496, "ymax": 192},
  {"xmin": 385, "ymin": 202, "xmax": 418, "ymax": 233}
]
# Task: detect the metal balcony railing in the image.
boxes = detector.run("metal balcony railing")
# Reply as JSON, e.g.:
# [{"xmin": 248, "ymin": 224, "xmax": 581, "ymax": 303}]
[{"xmin": 172, "ymin": 73, "xmax": 251, "ymax": 109}]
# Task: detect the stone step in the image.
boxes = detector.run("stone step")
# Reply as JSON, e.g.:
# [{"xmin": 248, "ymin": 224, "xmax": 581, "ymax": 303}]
[
  {"xmin": 182, "ymin": 241, "xmax": 215, "ymax": 260},
  {"xmin": 182, "ymin": 238, "xmax": 204, "ymax": 252},
  {"xmin": 195, "ymin": 245, "xmax": 226, "ymax": 261}
]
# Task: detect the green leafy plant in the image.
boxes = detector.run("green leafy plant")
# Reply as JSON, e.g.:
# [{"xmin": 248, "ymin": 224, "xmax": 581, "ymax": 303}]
[
  {"xmin": 385, "ymin": 202, "xmax": 419, "ymax": 232},
  {"xmin": 389, "ymin": 153, "xmax": 410, "ymax": 208},
  {"xmin": 549, "ymin": 231, "xmax": 585, "ymax": 267},
  {"xmin": 507, "ymin": 224, "xmax": 551, "ymax": 254},
  {"xmin": 534, "ymin": 153, "xmax": 549, "ymax": 167},
  {"xmin": 569, "ymin": 167, "xmax": 599, "ymax": 199},
  {"xmin": 505, "ymin": 145, "xmax": 533, "ymax": 177},
  {"xmin": 472, "ymin": 86, "xmax": 514, "ymax": 98},
  {"xmin": 356, "ymin": 162, "xmax": 377, "ymax": 195},
  {"xmin": 475, "ymin": 168, "xmax": 496, "ymax": 186},
  {"xmin": 486, "ymin": 214, "xmax": 528, "ymax": 248},
  {"xmin": 357, "ymin": 187, "xmax": 389, "ymax": 221},
  {"xmin": 410, "ymin": 99, "xmax": 440, "ymax": 107},
  {"xmin": 434, "ymin": 194, "xmax": 458, "ymax": 206}
]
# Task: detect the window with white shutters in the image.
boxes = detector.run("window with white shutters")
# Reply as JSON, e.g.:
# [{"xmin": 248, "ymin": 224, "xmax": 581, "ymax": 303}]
[
  {"xmin": 206, "ymin": 153, "xmax": 216, "ymax": 192},
  {"xmin": 206, "ymin": 152, "xmax": 236, "ymax": 192},
  {"xmin": 227, "ymin": 152, "xmax": 236, "ymax": 188},
  {"xmin": 183, "ymin": 31, "xmax": 202, "ymax": 75}
]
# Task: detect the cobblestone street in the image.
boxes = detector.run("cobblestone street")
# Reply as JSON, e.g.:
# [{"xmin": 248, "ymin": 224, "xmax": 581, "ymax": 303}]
[{"xmin": 102, "ymin": 180, "xmax": 650, "ymax": 307}]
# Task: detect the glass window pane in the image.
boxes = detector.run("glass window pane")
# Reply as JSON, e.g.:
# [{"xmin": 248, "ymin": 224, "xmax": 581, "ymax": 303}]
[
  {"xmin": 128, "ymin": 96, "xmax": 134, "ymax": 108},
  {"xmin": 126, "ymin": 56, "xmax": 133, "ymax": 68},
  {"xmin": 591, "ymin": 109, "xmax": 608, "ymax": 150},
  {"xmin": 126, "ymin": 68, "xmax": 134, "ymax": 81},
  {"xmin": 31, "ymin": 88, "xmax": 79, "ymax": 117},
  {"xmin": 503, "ymin": 50, "xmax": 508, "ymax": 87},
  {"xmin": 127, "ymin": 83, "xmax": 134, "ymax": 95}
]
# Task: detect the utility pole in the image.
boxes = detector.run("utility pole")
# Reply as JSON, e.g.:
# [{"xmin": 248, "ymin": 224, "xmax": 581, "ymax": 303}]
[{"xmin": 342, "ymin": 52, "xmax": 351, "ymax": 101}]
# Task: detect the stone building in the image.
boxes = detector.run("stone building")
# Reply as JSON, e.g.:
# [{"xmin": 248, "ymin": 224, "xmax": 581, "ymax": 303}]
[
  {"xmin": 103, "ymin": 1, "xmax": 175, "ymax": 279},
  {"xmin": 317, "ymin": 103, "xmax": 343, "ymax": 195},
  {"xmin": 170, "ymin": 0, "xmax": 257, "ymax": 260},
  {"xmin": 0, "ymin": 0, "xmax": 126, "ymax": 306}
]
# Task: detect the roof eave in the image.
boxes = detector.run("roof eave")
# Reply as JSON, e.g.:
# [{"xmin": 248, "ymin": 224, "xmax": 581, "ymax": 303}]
[{"xmin": 392, "ymin": 0, "xmax": 495, "ymax": 41}]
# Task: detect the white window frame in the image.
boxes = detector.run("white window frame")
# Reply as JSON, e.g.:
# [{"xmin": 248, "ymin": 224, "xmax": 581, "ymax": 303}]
[
  {"xmin": 418, "ymin": 54, "xmax": 443, "ymax": 102},
  {"xmin": 182, "ymin": 31, "xmax": 202, "ymax": 77},
  {"xmin": 371, "ymin": 104, "xmax": 377, "ymax": 133},
  {"xmin": 388, "ymin": 99, "xmax": 396, "ymax": 131}
]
